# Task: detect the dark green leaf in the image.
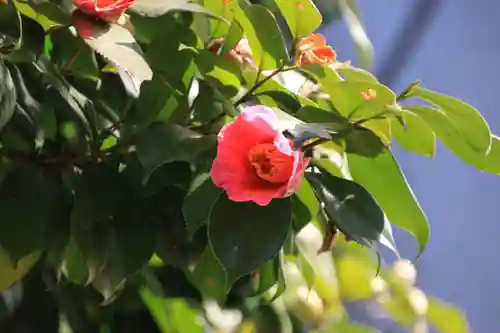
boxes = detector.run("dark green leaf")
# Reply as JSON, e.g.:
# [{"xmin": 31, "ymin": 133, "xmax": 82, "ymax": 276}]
[
  {"xmin": 209, "ymin": 194, "xmax": 292, "ymax": 286},
  {"xmin": 183, "ymin": 173, "xmax": 223, "ymax": 238},
  {"xmin": 61, "ymin": 237, "xmax": 88, "ymax": 285},
  {"xmin": 408, "ymin": 86, "xmax": 491, "ymax": 154},
  {"xmin": 273, "ymin": 0, "xmax": 322, "ymax": 39},
  {"xmin": 0, "ymin": 58, "xmax": 16, "ymax": 131},
  {"xmin": 288, "ymin": 123, "xmax": 331, "ymax": 149},
  {"xmin": 392, "ymin": 108, "xmax": 435, "ymax": 157},
  {"xmin": 306, "ymin": 171, "xmax": 385, "ymax": 246},
  {"xmin": 0, "ymin": 165, "xmax": 64, "ymax": 260},
  {"xmin": 235, "ymin": 1, "xmax": 289, "ymax": 70},
  {"xmin": 6, "ymin": 14, "xmax": 45, "ymax": 63},
  {"xmin": 291, "ymin": 179, "xmax": 319, "ymax": 231},
  {"xmin": 34, "ymin": 57, "xmax": 94, "ymax": 137},
  {"xmin": 252, "ymin": 257, "xmax": 281, "ymax": 295},
  {"xmin": 131, "ymin": 0, "xmax": 224, "ymax": 20},
  {"xmin": 345, "ymin": 130, "xmax": 429, "ymax": 256},
  {"xmin": 186, "ymin": 246, "xmax": 227, "ymax": 304},
  {"xmin": 136, "ymin": 122, "xmax": 216, "ymax": 182},
  {"xmin": 151, "ymin": 187, "xmax": 207, "ymax": 269},
  {"xmin": 70, "ymin": 162, "xmax": 124, "ymax": 229},
  {"xmin": 294, "ymin": 105, "xmax": 350, "ymax": 132},
  {"xmin": 49, "ymin": 27, "xmax": 99, "ymax": 78}
]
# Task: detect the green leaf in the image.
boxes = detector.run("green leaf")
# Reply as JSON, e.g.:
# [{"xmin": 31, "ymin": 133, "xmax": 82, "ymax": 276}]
[
  {"xmin": 151, "ymin": 187, "xmax": 207, "ymax": 269},
  {"xmin": 49, "ymin": 27, "xmax": 99, "ymax": 79},
  {"xmin": 140, "ymin": 286, "xmax": 204, "ymax": 333},
  {"xmin": 294, "ymin": 105, "xmax": 350, "ymax": 132},
  {"xmin": 392, "ymin": 109, "xmax": 436, "ymax": 157},
  {"xmin": 408, "ymin": 86, "xmax": 491, "ymax": 154},
  {"xmin": 318, "ymin": 321, "xmax": 381, "ymax": 333},
  {"xmin": 60, "ymin": 237, "xmax": 88, "ymax": 285},
  {"xmin": 291, "ymin": 179, "xmax": 319, "ymax": 231},
  {"xmin": 406, "ymin": 105, "xmax": 500, "ymax": 174},
  {"xmin": 183, "ymin": 173, "xmax": 223, "ymax": 238},
  {"xmin": 242, "ymin": 69, "xmax": 317, "ymax": 108},
  {"xmin": 136, "ymin": 122, "xmax": 216, "ymax": 182},
  {"xmin": 0, "ymin": 249, "xmax": 40, "ymax": 292},
  {"xmin": 201, "ymin": 0, "xmax": 239, "ymax": 37},
  {"xmin": 426, "ymin": 298, "xmax": 470, "ymax": 333},
  {"xmin": 234, "ymin": 1, "xmax": 289, "ymax": 70},
  {"xmin": 345, "ymin": 129, "xmax": 429, "ymax": 256},
  {"xmin": 208, "ymin": 194, "xmax": 292, "ymax": 286},
  {"xmin": 252, "ymin": 256, "xmax": 282, "ymax": 295},
  {"xmin": 296, "ymin": 253, "xmax": 315, "ymax": 290},
  {"xmin": 288, "ymin": 123, "xmax": 331, "ymax": 149},
  {"xmin": 335, "ymin": 254, "xmax": 375, "ymax": 301},
  {"xmin": 186, "ymin": 246, "xmax": 227, "ymax": 304},
  {"xmin": 6, "ymin": 14, "xmax": 45, "ymax": 63},
  {"xmin": 0, "ymin": 58, "xmax": 17, "ymax": 131},
  {"xmin": 79, "ymin": 19, "xmax": 153, "ymax": 91},
  {"xmin": 307, "ymin": 171, "xmax": 385, "ymax": 246},
  {"xmin": 0, "ymin": 165, "xmax": 64, "ymax": 260},
  {"xmin": 338, "ymin": 65, "xmax": 378, "ymax": 83},
  {"xmin": 302, "ymin": 67, "xmax": 395, "ymax": 118},
  {"xmin": 272, "ymin": 0, "xmax": 322, "ymax": 39},
  {"xmin": 70, "ymin": 162, "xmax": 124, "ymax": 229},
  {"xmin": 131, "ymin": 0, "xmax": 223, "ymax": 20},
  {"xmin": 219, "ymin": 19, "xmax": 243, "ymax": 56},
  {"xmin": 33, "ymin": 57, "xmax": 94, "ymax": 137}
]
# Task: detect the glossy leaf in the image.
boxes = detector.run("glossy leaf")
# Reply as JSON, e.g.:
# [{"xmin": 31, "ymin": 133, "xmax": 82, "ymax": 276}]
[
  {"xmin": 273, "ymin": 0, "xmax": 322, "ymax": 39},
  {"xmin": 408, "ymin": 86, "xmax": 491, "ymax": 154},
  {"xmin": 70, "ymin": 162, "xmax": 124, "ymax": 229},
  {"xmin": 291, "ymin": 179, "xmax": 319, "ymax": 231},
  {"xmin": 346, "ymin": 129, "xmax": 429, "ymax": 256},
  {"xmin": 406, "ymin": 105, "xmax": 500, "ymax": 174},
  {"xmin": 0, "ymin": 165, "xmax": 64, "ymax": 260},
  {"xmin": 234, "ymin": 1, "xmax": 289, "ymax": 70},
  {"xmin": 392, "ymin": 108, "xmax": 436, "ymax": 157},
  {"xmin": 79, "ymin": 21, "xmax": 153, "ymax": 92},
  {"xmin": 307, "ymin": 171, "xmax": 386, "ymax": 247},
  {"xmin": 208, "ymin": 194, "xmax": 292, "ymax": 286},
  {"xmin": 0, "ymin": 59, "xmax": 16, "ymax": 131},
  {"xmin": 131, "ymin": 0, "xmax": 223, "ymax": 20},
  {"xmin": 186, "ymin": 246, "xmax": 227, "ymax": 304},
  {"xmin": 136, "ymin": 122, "xmax": 216, "ymax": 182},
  {"xmin": 183, "ymin": 172, "xmax": 223, "ymax": 238}
]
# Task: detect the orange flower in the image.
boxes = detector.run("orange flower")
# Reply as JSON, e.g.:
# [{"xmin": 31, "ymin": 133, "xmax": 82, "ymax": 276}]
[{"xmin": 295, "ymin": 34, "xmax": 336, "ymax": 66}]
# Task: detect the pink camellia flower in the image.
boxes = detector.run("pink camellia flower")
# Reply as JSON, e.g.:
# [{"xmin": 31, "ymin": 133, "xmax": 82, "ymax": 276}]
[
  {"xmin": 210, "ymin": 105, "xmax": 309, "ymax": 206},
  {"xmin": 73, "ymin": 0, "xmax": 134, "ymax": 22}
]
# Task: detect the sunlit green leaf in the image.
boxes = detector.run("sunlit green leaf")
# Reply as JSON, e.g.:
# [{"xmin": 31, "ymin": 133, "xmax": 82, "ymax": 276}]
[
  {"xmin": 273, "ymin": 0, "xmax": 322, "ymax": 39},
  {"xmin": 346, "ymin": 129, "xmax": 429, "ymax": 256},
  {"xmin": 234, "ymin": 1, "xmax": 289, "ymax": 70},
  {"xmin": 408, "ymin": 86, "xmax": 491, "ymax": 154}
]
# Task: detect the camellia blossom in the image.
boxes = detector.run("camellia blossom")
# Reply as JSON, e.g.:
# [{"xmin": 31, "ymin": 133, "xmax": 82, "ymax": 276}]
[
  {"xmin": 295, "ymin": 33, "xmax": 336, "ymax": 66},
  {"xmin": 73, "ymin": 0, "xmax": 134, "ymax": 22},
  {"xmin": 208, "ymin": 37, "xmax": 255, "ymax": 68},
  {"xmin": 210, "ymin": 105, "xmax": 309, "ymax": 206}
]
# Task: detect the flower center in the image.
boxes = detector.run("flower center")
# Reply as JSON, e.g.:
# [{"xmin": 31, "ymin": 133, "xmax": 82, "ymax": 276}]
[{"xmin": 247, "ymin": 143, "xmax": 293, "ymax": 184}]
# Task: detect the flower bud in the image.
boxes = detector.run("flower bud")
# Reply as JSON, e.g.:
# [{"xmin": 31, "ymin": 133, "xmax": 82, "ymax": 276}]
[{"xmin": 391, "ymin": 259, "xmax": 417, "ymax": 287}]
